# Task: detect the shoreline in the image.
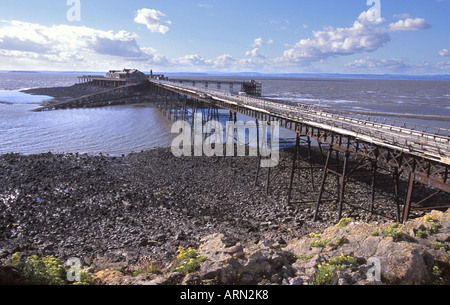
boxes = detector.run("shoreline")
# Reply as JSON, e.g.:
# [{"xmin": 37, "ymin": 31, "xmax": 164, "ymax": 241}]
[
  {"xmin": 0, "ymin": 147, "xmax": 390, "ymax": 263},
  {"xmin": 1, "ymin": 147, "xmax": 448, "ymax": 285},
  {"xmin": 21, "ymin": 83, "xmax": 450, "ymax": 123},
  {"xmin": 2, "ymin": 83, "xmax": 448, "ymax": 284},
  {"xmin": 21, "ymin": 84, "xmax": 109, "ymax": 106}
]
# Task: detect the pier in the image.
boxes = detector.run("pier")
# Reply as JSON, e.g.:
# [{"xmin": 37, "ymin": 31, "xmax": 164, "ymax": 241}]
[
  {"xmin": 32, "ymin": 73, "xmax": 450, "ymax": 223},
  {"xmin": 147, "ymin": 78, "xmax": 450, "ymax": 223},
  {"xmin": 168, "ymin": 78, "xmax": 262, "ymax": 96}
]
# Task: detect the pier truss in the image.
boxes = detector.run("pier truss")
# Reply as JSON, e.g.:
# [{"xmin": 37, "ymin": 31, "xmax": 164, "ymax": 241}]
[{"xmin": 150, "ymin": 79, "xmax": 450, "ymax": 222}]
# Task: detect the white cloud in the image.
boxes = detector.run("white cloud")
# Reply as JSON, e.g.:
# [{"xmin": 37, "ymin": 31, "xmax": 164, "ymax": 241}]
[
  {"xmin": 212, "ymin": 54, "xmax": 236, "ymax": 69},
  {"xmin": 252, "ymin": 38, "xmax": 274, "ymax": 47},
  {"xmin": 275, "ymin": 11, "xmax": 390, "ymax": 65},
  {"xmin": 134, "ymin": 8, "xmax": 172, "ymax": 35},
  {"xmin": 438, "ymin": 49, "xmax": 449, "ymax": 57},
  {"xmin": 245, "ymin": 48, "xmax": 267, "ymax": 59},
  {"xmin": 346, "ymin": 56, "xmax": 450, "ymax": 75},
  {"xmin": 176, "ymin": 54, "xmax": 210, "ymax": 66},
  {"xmin": 275, "ymin": 10, "xmax": 431, "ymax": 67},
  {"xmin": 0, "ymin": 20, "xmax": 143, "ymax": 58},
  {"xmin": 0, "ymin": 20, "xmax": 170, "ymax": 70},
  {"xmin": 388, "ymin": 18, "xmax": 430, "ymax": 32},
  {"xmin": 346, "ymin": 57, "xmax": 410, "ymax": 72},
  {"xmin": 172, "ymin": 53, "xmax": 267, "ymax": 72}
]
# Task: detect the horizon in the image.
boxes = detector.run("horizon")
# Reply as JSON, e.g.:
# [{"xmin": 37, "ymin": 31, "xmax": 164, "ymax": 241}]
[
  {"xmin": 1, "ymin": 70, "xmax": 450, "ymax": 81},
  {"xmin": 0, "ymin": 1, "xmax": 449, "ymax": 75}
]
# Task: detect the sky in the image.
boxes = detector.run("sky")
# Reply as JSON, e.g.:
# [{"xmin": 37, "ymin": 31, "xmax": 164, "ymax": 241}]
[{"xmin": 0, "ymin": 0, "xmax": 449, "ymax": 74}]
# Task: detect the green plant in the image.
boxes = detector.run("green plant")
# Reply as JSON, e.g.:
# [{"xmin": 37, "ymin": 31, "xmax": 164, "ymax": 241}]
[
  {"xmin": 287, "ymin": 252, "xmax": 310, "ymax": 264},
  {"xmin": 310, "ymin": 238, "xmax": 333, "ymax": 248},
  {"xmin": 335, "ymin": 236, "xmax": 348, "ymax": 246},
  {"xmin": 335, "ymin": 218, "xmax": 352, "ymax": 228},
  {"xmin": 431, "ymin": 266, "xmax": 446, "ymax": 285},
  {"xmin": 430, "ymin": 223, "xmax": 442, "ymax": 234},
  {"xmin": 309, "ymin": 232, "xmax": 322, "ymax": 239},
  {"xmin": 415, "ymin": 229, "xmax": 428, "ymax": 238},
  {"xmin": 4, "ymin": 252, "xmax": 93, "ymax": 285},
  {"xmin": 431, "ymin": 242, "xmax": 446, "ymax": 251},
  {"xmin": 309, "ymin": 263, "xmax": 335, "ymax": 285},
  {"xmin": 382, "ymin": 223, "xmax": 403, "ymax": 241},
  {"xmin": 171, "ymin": 247, "xmax": 207, "ymax": 274},
  {"xmin": 371, "ymin": 231, "xmax": 380, "ymax": 236},
  {"xmin": 328, "ymin": 254, "xmax": 357, "ymax": 266},
  {"xmin": 423, "ymin": 216, "xmax": 438, "ymax": 223},
  {"xmin": 422, "ymin": 216, "xmax": 442, "ymax": 234},
  {"xmin": 415, "ymin": 220, "xmax": 442, "ymax": 239}
]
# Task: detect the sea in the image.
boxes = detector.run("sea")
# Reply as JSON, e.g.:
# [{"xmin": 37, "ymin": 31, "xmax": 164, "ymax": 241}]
[{"xmin": 0, "ymin": 72, "xmax": 449, "ymax": 155}]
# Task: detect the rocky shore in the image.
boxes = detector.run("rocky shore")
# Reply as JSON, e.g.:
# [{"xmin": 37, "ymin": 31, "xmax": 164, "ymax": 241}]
[
  {"xmin": 1, "ymin": 147, "xmax": 448, "ymax": 285},
  {"xmin": 21, "ymin": 84, "xmax": 108, "ymax": 106},
  {"xmin": 1, "ymin": 81, "xmax": 447, "ymax": 285},
  {"xmin": 0, "ymin": 148, "xmax": 330, "ymax": 265}
]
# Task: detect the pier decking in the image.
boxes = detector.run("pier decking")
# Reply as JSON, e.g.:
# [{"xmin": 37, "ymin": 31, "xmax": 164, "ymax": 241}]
[{"xmin": 148, "ymin": 78, "xmax": 450, "ymax": 222}]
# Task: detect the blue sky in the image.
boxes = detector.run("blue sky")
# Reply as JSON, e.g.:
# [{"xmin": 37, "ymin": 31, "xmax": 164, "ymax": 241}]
[{"xmin": 0, "ymin": 0, "xmax": 449, "ymax": 74}]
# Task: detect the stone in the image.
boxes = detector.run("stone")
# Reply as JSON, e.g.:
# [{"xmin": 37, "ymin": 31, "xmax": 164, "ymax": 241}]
[{"xmin": 284, "ymin": 210, "xmax": 450, "ymax": 285}]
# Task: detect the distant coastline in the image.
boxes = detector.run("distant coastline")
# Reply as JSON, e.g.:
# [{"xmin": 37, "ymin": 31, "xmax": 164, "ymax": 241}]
[{"xmin": 2, "ymin": 70, "xmax": 450, "ymax": 81}]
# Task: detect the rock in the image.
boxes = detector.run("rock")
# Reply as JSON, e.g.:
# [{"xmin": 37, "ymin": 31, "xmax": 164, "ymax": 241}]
[
  {"xmin": 0, "ymin": 266, "xmax": 20, "ymax": 285},
  {"xmin": 194, "ymin": 233, "xmax": 294, "ymax": 285},
  {"xmin": 139, "ymin": 272, "xmax": 185, "ymax": 286},
  {"xmin": 1, "ymin": 148, "xmax": 448, "ymax": 285},
  {"xmin": 284, "ymin": 210, "xmax": 450, "ymax": 285},
  {"xmin": 289, "ymin": 277, "xmax": 303, "ymax": 285},
  {"xmin": 93, "ymin": 269, "xmax": 125, "ymax": 285}
]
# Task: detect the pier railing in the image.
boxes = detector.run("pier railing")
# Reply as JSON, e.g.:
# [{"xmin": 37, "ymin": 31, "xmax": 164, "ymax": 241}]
[
  {"xmin": 148, "ymin": 78, "xmax": 450, "ymax": 222},
  {"xmin": 152, "ymin": 79, "xmax": 450, "ymax": 165}
]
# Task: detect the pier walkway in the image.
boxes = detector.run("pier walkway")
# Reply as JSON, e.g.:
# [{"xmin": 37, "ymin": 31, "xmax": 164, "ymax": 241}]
[{"xmin": 148, "ymin": 79, "xmax": 450, "ymax": 222}]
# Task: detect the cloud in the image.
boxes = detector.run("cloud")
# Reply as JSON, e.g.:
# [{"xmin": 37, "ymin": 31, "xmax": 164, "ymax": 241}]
[
  {"xmin": 0, "ymin": 20, "xmax": 144, "ymax": 58},
  {"xmin": 346, "ymin": 56, "xmax": 450, "ymax": 75},
  {"xmin": 388, "ymin": 18, "xmax": 430, "ymax": 32},
  {"xmin": 252, "ymin": 38, "xmax": 274, "ymax": 47},
  {"xmin": 245, "ymin": 48, "xmax": 267, "ymax": 59},
  {"xmin": 197, "ymin": 3, "xmax": 213, "ymax": 9},
  {"xmin": 275, "ymin": 10, "xmax": 430, "ymax": 67},
  {"xmin": 172, "ymin": 53, "xmax": 266, "ymax": 72},
  {"xmin": 0, "ymin": 20, "xmax": 170, "ymax": 70},
  {"xmin": 245, "ymin": 38, "xmax": 273, "ymax": 59},
  {"xmin": 134, "ymin": 8, "xmax": 171, "ymax": 35},
  {"xmin": 346, "ymin": 57, "xmax": 410, "ymax": 72},
  {"xmin": 177, "ymin": 54, "xmax": 210, "ymax": 66},
  {"xmin": 212, "ymin": 54, "xmax": 237, "ymax": 68},
  {"xmin": 438, "ymin": 49, "xmax": 449, "ymax": 57}
]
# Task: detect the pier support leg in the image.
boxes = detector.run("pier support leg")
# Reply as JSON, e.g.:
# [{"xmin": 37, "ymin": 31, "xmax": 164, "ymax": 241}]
[
  {"xmin": 313, "ymin": 148, "xmax": 333, "ymax": 222},
  {"xmin": 370, "ymin": 160, "xmax": 378, "ymax": 214},
  {"xmin": 403, "ymin": 172, "xmax": 415, "ymax": 223},
  {"xmin": 393, "ymin": 168, "xmax": 401, "ymax": 223},
  {"xmin": 307, "ymin": 137, "xmax": 316, "ymax": 191},
  {"xmin": 266, "ymin": 166, "xmax": 271, "ymax": 195},
  {"xmin": 287, "ymin": 132, "xmax": 300, "ymax": 205},
  {"xmin": 337, "ymin": 152, "xmax": 350, "ymax": 220}
]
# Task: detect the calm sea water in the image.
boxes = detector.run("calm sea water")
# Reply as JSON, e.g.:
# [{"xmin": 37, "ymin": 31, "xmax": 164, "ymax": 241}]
[
  {"xmin": 0, "ymin": 73, "xmax": 175, "ymax": 155},
  {"xmin": 0, "ymin": 72, "xmax": 449, "ymax": 155}
]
